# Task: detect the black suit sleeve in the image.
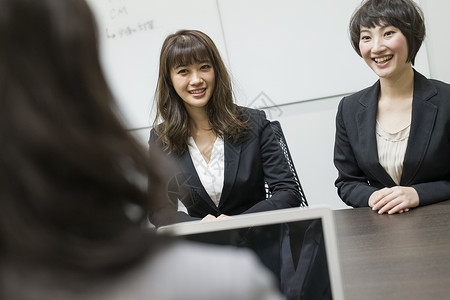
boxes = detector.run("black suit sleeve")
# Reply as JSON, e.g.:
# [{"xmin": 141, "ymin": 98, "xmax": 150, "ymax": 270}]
[
  {"xmin": 333, "ymin": 98, "xmax": 377, "ymax": 207},
  {"xmin": 242, "ymin": 110, "xmax": 301, "ymax": 214}
]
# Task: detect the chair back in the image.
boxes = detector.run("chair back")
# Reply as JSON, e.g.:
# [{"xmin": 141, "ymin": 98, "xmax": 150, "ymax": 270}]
[{"xmin": 269, "ymin": 120, "xmax": 308, "ymax": 207}]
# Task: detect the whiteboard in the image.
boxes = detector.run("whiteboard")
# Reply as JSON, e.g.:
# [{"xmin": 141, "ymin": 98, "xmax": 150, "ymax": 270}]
[
  {"xmin": 86, "ymin": 0, "xmax": 430, "ymax": 130},
  {"xmin": 218, "ymin": 0, "xmax": 429, "ymax": 108}
]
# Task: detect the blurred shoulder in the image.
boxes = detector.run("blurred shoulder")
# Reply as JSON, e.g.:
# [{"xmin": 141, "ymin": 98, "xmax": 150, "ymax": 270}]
[{"xmin": 121, "ymin": 242, "xmax": 283, "ymax": 300}]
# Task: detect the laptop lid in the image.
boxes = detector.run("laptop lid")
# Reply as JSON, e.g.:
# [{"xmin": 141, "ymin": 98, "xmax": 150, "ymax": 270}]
[{"xmin": 158, "ymin": 206, "xmax": 344, "ymax": 300}]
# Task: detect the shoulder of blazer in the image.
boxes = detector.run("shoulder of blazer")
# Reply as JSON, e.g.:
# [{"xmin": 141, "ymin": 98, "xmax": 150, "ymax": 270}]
[
  {"xmin": 148, "ymin": 126, "xmax": 177, "ymax": 155},
  {"xmin": 430, "ymin": 79, "xmax": 450, "ymax": 95},
  {"xmin": 239, "ymin": 105, "xmax": 265, "ymax": 119},
  {"xmin": 413, "ymin": 70, "xmax": 450, "ymax": 106},
  {"xmin": 149, "ymin": 127, "xmax": 163, "ymax": 147},
  {"xmin": 238, "ymin": 106, "xmax": 267, "ymax": 129},
  {"xmin": 413, "ymin": 70, "xmax": 439, "ymax": 102},
  {"xmin": 429, "ymin": 78, "xmax": 450, "ymax": 93},
  {"xmin": 344, "ymin": 80, "xmax": 380, "ymax": 108},
  {"xmin": 338, "ymin": 80, "xmax": 380, "ymax": 120}
]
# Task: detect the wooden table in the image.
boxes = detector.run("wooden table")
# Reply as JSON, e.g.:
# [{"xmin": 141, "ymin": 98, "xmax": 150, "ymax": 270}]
[{"xmin": 334, "ymin": 200, "xmax": 450, "ymax": 300}]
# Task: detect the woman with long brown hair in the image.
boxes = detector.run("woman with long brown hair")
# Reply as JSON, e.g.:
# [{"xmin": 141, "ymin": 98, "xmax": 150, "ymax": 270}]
[{"xmin": 150, "ymin": 30, "xmax": 304, "ymax": 227}]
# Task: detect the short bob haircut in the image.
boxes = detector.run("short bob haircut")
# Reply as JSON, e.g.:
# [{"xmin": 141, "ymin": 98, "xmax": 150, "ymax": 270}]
[
  {"xmin": 349, "ymin": 0, "xmax": 425, "ymax": 65},
  {"xmin": 153, "ymin": 29, "xmax": 248, "ymax": 155}
]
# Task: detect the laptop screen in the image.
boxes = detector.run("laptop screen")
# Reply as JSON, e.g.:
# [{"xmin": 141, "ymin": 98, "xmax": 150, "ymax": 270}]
[{"xmin": 157, "ymin": 206, "xmax": 344, "ymax": 300}]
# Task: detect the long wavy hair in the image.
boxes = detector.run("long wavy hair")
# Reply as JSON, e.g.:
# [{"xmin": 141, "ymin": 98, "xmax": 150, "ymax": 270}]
[
  {"xmin": 0, "ymin": 0, "xmax": 170, "ymax": 281},
  {"xmin": 153, "ymin": 29, "xmax": 249, "ymax": 155}
]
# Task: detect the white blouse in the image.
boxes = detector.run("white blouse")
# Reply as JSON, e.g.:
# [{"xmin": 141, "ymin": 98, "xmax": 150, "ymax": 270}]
[
  {"xmin": 376, "ymin": 122, "xmax": 410, "ymax": 185},
  {"xmin": 188, "ymin": 137, "xmax": 225, "ymax": 206}
]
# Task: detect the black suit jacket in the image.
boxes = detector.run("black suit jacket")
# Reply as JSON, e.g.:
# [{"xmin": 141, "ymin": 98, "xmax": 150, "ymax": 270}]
[
  {"xmin": 334, "ymin": 70, "xmax": 450, "ymax": 207},
  {"xmin": 149, "ymin": 107, "xmax": 301, "ymax": 227}
]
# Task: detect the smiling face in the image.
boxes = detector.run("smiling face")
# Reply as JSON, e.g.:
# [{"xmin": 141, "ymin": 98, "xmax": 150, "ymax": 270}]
[
  {"xmin": 359, "ymin": 25, "xmax": 411, "ymax": 81},
  {"xmin": 170, "ymin": 61, "xmax": 215, "ymax": 113}
]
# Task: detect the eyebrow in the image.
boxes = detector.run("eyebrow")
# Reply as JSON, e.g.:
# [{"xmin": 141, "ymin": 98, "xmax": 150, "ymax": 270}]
[
  {"xmin": 173, "ymin": 60, "xmax": 211, "ymax": 69},
  {"xmin": 360, "ymin": 23, "xmax": 392, "ymax": 32}
]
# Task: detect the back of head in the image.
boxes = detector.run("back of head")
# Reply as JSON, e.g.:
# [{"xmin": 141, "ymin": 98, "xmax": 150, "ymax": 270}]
[
  {"xmin": 349, "ymin": 0, "xmax": 425, "ymax": 64},
  {"xmin": 0, "ymin": 0, "xmax": 167, "ymax": 282}
]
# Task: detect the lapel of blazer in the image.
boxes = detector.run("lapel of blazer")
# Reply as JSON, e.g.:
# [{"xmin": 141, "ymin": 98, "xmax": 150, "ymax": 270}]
[
  {"xmin": 218, "ymin": 138, "xmax": 241, "ymax": 207},
  {"xmin": 356, "ymin": 81, "xmax": 396, "ymax": 186},
  {"xmin": 178, "ymin": 150, "xmax": 219, "ymax": 211},
  {"xmin": 400, "ymin": 70, "xmax": 438, "ymax": 185}
]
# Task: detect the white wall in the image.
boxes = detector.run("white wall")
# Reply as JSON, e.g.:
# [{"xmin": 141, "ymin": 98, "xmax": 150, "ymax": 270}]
[
  {"xmin": 109, "ymin": 0, "xmax": 449, "ymax": 210},
  {"xmin": 419, "ymin": 0, "xmax": 450, "ymax": 83}
]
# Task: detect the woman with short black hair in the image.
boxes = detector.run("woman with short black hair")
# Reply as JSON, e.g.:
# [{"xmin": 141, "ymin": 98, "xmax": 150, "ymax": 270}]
[{"xmin": 334, "ymin": 0, "xmax": 450, "ymax": 214}]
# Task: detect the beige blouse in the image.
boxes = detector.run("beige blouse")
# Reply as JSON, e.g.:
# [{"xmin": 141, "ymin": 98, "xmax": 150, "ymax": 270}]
[{"xmin": 376, "ymin": 122, "xmax": 410, "ymax": 185}]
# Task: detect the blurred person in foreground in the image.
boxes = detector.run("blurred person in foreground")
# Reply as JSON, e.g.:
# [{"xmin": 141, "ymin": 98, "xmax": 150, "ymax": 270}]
[{"xmin": 0, "ymin": 0, "xmax": 282, "ymax": 299}]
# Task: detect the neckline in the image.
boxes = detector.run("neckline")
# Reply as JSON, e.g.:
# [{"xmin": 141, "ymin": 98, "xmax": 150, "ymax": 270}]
[{"xmin": 376, "ymin": 121, "xmax": 410, "ymax": 142}]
